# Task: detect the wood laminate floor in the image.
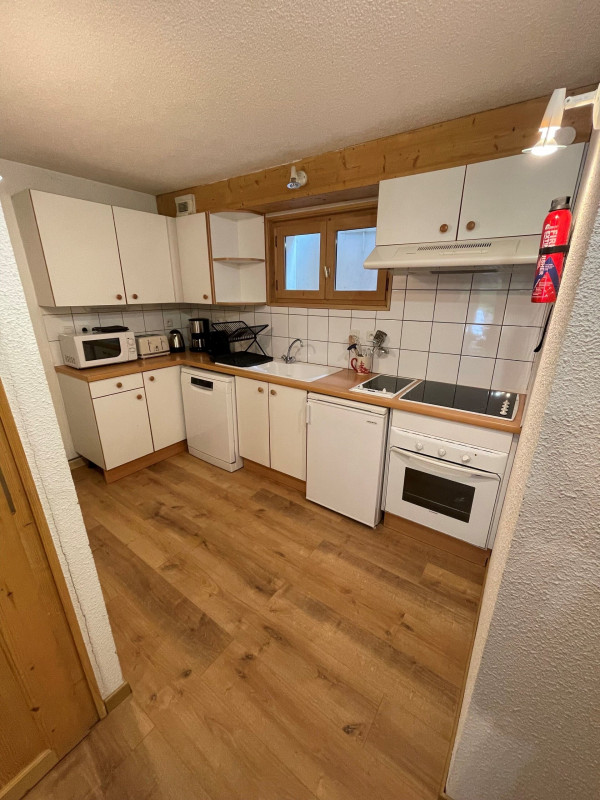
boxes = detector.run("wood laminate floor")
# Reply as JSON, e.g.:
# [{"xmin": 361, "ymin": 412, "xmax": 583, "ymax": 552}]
[{"xmin": 26, "ymin": 453, "xmax": 485, "ymax": 800}]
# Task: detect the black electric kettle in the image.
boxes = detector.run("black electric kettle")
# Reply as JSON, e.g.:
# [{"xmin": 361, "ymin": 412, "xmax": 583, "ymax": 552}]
[{"xmin": 168, "ymin": 329, "xmax": 185, "ymax": 353}]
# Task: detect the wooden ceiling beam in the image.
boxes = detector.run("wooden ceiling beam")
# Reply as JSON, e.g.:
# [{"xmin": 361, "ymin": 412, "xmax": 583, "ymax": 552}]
[{"xmin": 156, "ymin": 86, "xmax": 593, "ymax": 216}]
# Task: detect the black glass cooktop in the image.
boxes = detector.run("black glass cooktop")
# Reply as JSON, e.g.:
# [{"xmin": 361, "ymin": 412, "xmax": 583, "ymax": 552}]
[
  {"xmin": 402, "ymin": 380, "xmax": 519, "ymax": 420},
  {"xmin": 358, "ymin": 375, "xmax": 415, "ymax": 394}
]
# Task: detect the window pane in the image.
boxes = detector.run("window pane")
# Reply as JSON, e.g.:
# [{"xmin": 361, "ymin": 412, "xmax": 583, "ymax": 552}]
[
  {"xmin": 284, "ymin": 233, "xmax": 320, "ymax": 291},
  {"xmin": 335, "ymin": 227, "xmax": 377, "ymax": 291}
]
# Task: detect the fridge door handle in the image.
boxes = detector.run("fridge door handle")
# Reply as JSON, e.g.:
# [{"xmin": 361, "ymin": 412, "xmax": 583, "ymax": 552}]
[{"xmin": 390, "ymin": 446, "xmax": 499, "ymax": 481}]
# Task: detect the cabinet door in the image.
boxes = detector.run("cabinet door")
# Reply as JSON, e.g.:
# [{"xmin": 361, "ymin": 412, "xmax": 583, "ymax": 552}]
[
  {"xmin": 176, "ymin": 213, "xmax": 213, "ymax": 304},
  {"xmin": 268, "ymin": 385, "xmax": 307, "ymax": 480},
  {"xmin": 376, "ymin": 166, "xmax": 466, "ymax": 245},
  {"xmin": 235, "ymin": 377, "xmax": 269, "ymax": 466},
  {"xmin": 93, "ymin": 388, "xmax": 153, "ymax": 470},
  {"xmin": 143, "ymin": 366, "xmax": 186, "ymax": 451},
  {"xmin": 459, "ymin": 144, "xmax": 584, "ymax": 239},
  {"xmin": 30, "ymin": 190, "xmax": 125, "ymax": 306},
  {"xmin": 112, "ymin": 207, "xmax": 175, "ymax": 304}
]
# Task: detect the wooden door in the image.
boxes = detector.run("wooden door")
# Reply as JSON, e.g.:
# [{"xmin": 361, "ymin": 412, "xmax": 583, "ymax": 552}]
[
  {"xmin": 376, "ymin": 166, "xmax": 466, "ymax": 245},
  {"xmin": 459, "ymin": 143, "xmax": 584, "ymax": 239},
  {"xmin": 93, "ymin": 388, "xmax": 154, "ymax": 470},
  {"xmin": 112, "ymin": 207, "xmax": 175, "ymax": 304},
  {"xmin": 268, "ymin": 384, "xmax": 307, "ymax": 480},
  {"xmin": 235, "ymin": 377, "xmax": 270, "ymax": 467},
  {"xmin": 176, "ymin": 213, "xmax": 213, "ymax": 304},
  {"xmin": 29, "ymin": 190, "xmax": 126, "ymax": 306},
  {"xmin": 0, "ymin": 383, "xmax": 99, "ymax": 800},
  {"xmin": 143, "ymin": 366, "xmax": 186, "ymax": 451}
]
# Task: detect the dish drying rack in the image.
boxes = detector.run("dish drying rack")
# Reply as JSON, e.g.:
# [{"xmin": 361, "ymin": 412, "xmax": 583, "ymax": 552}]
[{"xmin": 211, "ymin": 320, "xmax": 272, "ymax": 367}]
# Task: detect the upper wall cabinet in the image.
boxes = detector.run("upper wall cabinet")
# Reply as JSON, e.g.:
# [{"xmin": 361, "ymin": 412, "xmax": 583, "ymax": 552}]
[
  {"xmin": 112, "ymin": 207, "xmax": 175, "ymax": 304},
  {"xmin": 209, "ymin": 211, "xmax": 267, "ymax": 304},
  {"xmin": 458, "ymin": 144, "xmax": 585, "ymax": 239},
  {"xmin": 376, "ymin": 166, "xmax": 466, "ymax": 246},
  {"xmin": 375, "ymin": 143, "xmax": 585, "ymax": 246},
  {"xmin": 176, "ymin": 212, "xmax": 213, "ymax": 304},
  {"xmin": 13, "ymin": 189, "xmax": 126, "ymax": 306}
]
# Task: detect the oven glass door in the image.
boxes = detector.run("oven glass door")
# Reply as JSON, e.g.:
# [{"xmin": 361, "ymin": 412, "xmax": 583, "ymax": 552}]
[
  {"xmin": 82, "ymin": 337, "xmax": 123, "ymax": 362},
  {"xmin": 386, "ymin": 446, "xmax": 500, "ymax": 547}
]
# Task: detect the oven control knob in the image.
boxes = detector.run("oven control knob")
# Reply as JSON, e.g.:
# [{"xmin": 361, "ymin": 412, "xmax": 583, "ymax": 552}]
[
  {"xmin": 462, "ymin": 454, "xmax": 471, "ymax": 463},
  {"xmin": 438, "ymin": 448, "xmax": 446, "ymax": 457},
  {"xmin": 416, "ymin": 442, "xmax": 424, "ymax": 451}
]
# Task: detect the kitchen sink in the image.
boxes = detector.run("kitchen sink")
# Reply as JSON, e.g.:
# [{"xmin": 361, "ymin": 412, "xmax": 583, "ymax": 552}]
[{"xmin": 243, "ymin": 361, "xmax": 342, "ymax": 382}]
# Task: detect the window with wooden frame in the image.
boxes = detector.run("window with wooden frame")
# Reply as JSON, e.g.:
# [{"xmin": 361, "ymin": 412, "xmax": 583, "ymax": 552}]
[{"xmin": 267, "ymin": 206, "xmax": 391, "ymax": 309}]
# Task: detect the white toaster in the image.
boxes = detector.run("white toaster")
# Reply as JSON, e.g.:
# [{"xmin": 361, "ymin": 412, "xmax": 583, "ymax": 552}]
[{"xmin": 135, "ymin": 334, "xmax": 170, "ymax": 358}]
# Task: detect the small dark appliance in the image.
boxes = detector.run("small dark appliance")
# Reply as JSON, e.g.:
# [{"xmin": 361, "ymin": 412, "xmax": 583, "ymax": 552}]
[
  {"xmin": 189, "ymin": 317, "xmax": 211, "ymax": 352},
  {"xmin": 168, "ymin": 329, "xmax": 185, "ymax": 353}
]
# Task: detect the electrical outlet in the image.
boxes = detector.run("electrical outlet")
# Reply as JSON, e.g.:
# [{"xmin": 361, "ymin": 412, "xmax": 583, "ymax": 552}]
[
  {"xmin": 366, "ymin": 330, "xmax": 375, "ymax": 341},
  {"xmin": 164, "ymin": 317, "xmax": 174, "ymax": 328},
  {"xmin": 350, "ymin": 329, "xmax": 360, "ymax": 339}
]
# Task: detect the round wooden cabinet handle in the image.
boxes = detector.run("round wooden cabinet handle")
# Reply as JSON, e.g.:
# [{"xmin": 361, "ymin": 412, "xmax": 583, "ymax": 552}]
[
  {"xmin": 136, "ymin": 394, "xmax": 143, "ymax": 400},
  {"xmin": 466, "ymin": 220, "xmax": 476, "ymax": 231},
  {"xmin": 258, "ymin": 387, "xmax": 264, "ymax": 393},
  {"xmin": 203, "ymin": 294, "xmax": 209, "ymax": 300},
  {"xmin": 116, "ymin": 294, "xmax": 123, "ymax": 300},
  {"xmin": 116, "ymin": 382, "xmax": 123, "ymax": 388},
  {"xmin": 132, "ymin": 293, "xmax": 138, "ymax": 299},
  {"xmin": 270, "ymin": 389, "xmax": 277, "ymax": 396},
  {"xmin": 439, "ymin": 223, "xmax": 449, "ymax": 233},
  {"xmin": 149, "ymin": 376, "xmax": 155, "ymax": 381}
]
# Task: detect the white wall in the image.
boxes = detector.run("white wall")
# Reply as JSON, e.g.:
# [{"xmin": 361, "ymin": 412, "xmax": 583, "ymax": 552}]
[
  {"xmin": 447, "ymin": 132, "xmax": 600, "ymax": 799},
  {"xmin": 0, "ymin": 158, "xmax": 156, "ymax": 459},
  {"xmin": 0, "ymin": 201, "xmax": 123, "ymax": 698}
]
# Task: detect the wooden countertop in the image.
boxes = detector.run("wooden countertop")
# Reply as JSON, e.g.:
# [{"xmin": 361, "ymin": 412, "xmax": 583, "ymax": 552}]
[{"xmin": 55, "ymin": 352, "xmax": 524, "ymax": 434}]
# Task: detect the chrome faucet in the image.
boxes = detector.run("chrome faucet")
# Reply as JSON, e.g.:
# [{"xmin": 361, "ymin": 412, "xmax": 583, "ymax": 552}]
[{"xmin": 282, "ymin": 338, "xmax": 303, "ymax": 363}]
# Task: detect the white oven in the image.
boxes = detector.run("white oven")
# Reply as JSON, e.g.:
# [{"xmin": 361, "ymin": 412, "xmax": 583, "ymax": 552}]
[
  {"xmin": 385, "ymin": 426, "xmax": 510, "ymax": 548},
  {"xmin": 59, "ymin": 332, "xmax": 138, "ymax": 369}
]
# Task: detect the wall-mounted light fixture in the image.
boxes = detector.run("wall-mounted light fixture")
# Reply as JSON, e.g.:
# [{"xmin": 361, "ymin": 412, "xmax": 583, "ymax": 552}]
[
  {"xmin": 287, "ymin": 165, "xmax": 308, "ymax": 190},
  {"xmin": 524, "ymin": 84, "xmax": 600, "ymax": 156}
]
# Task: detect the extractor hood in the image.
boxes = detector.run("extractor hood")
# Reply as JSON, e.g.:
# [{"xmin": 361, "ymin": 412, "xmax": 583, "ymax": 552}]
[{"xmin": 363, "ymin": 235, "xmax": 539, "ymax": 272}]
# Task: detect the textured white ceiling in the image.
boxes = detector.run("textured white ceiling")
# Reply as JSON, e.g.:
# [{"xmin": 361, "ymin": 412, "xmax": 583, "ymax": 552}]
[{"xmin": 1, "ymin": 0, "xmax": 599, "ymax": 194}]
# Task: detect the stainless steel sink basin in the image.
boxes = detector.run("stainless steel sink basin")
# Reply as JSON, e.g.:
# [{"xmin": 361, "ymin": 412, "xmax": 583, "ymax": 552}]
[{"xmin": 242, "ymin": 361, "xmax": 342, "ymax": 382}]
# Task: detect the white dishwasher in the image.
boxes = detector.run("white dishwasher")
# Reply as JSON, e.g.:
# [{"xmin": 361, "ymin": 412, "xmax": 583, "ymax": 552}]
[
  {"xmin": 181, "ymin": 367, "xmax": 243, "ymax": 472},
  {"xmin": 306, "ymin": 393, "xmax": 389, "ymax": 527}
]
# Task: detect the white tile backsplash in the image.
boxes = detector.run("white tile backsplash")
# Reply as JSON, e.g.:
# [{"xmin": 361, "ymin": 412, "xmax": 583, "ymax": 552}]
[
  {"xmin": 429, "ymin": 322, "xmax": 465, "ymax": 355},
  {"xmin": 41, "ymin": 269, "xmax": 539, "ymax": 391},
  {"xmin": 400, "ymin": 320, "xmax": 431, "ymax": 351},
  {"xmin": 426, "ymin": 352, "xmax": 460, "ymax": 383},
  {"xmin": 462, "ymin": 324, "xmax": 501, "ymax": 358},
  {"xmin": 307, "ymin": 315, "xmax": 329, "ymax": 341}
]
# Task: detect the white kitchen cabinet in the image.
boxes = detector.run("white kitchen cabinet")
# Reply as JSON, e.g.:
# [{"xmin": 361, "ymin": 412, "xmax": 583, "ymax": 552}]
[
  {"xmin": 13, "ymin": 189, "xmax": 126, "ymax": 307},
  {"xmin": 175, "ymin": 212, "xmax": 213, "ymax": 304},
  {"xmin": 235, "ymin": 376, "xmax": 307, "ymax": 479},
  {"xmin": 92, "ymin": 388, "xmax": 154, "ymax": 470},
  {"xmin": 376, "ymin": 166, "xmax": 466, "ymax": 245},
  {"xmin": 143, "ymin": 366, "xmax": 186, "ymax": 451},
  {"xmin": 459, "ymin": 144, "xmax": 585, "ymax": 239},
  {"xmin": 268, "ymin": 384, "xmax": 307, "ymax": 480},
  {"xmin": 112, "ymin": 206, "xmax": 175, "ymax": 304},
  {"xmin": 235, "ymin": 376, "xmax": 270, "ymax": 467}
]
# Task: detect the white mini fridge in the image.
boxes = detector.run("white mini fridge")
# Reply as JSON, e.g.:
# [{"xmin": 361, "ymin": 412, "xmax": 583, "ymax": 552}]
[{"xmin": 306, "ymin": 393, "xmax": 389, "ymax": 527}]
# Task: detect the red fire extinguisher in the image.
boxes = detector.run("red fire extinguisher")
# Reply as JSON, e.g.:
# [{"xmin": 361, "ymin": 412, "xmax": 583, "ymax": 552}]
[{"xmin": 531, "ymin": 196, "xmax": 572, "ymax": 303}]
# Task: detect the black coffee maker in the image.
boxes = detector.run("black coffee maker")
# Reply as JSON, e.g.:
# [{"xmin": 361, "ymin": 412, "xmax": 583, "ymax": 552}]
[{"xmin": 188, "ymin": 318, "xmax": 211, "ymax": 352}]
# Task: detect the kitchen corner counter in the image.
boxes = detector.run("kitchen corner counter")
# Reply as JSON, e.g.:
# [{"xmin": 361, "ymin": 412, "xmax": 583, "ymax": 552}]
[{"xmin": 55, "ymin": 352, "xmax": 525, "ymax": 434}]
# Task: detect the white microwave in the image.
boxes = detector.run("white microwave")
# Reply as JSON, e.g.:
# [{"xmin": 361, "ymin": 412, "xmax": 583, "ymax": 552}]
[{"xmin": 59, "ymin": 332, "xmax": 138, "ymax": 369}]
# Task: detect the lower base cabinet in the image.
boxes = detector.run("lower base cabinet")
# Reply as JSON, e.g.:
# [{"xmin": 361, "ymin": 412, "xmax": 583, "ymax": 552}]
[
  {"xmin": 236, "ymin": 377, "xmax": 307, "ymax": 480},
  {"xmin": 58, "ymin": 365, "xmax": 186, "ymax": 472}
]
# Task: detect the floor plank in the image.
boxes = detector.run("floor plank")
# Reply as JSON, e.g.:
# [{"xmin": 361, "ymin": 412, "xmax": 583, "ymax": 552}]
[{"xmin": 26, "ymin": 453, "xmax": 485, "ymax": 799}]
